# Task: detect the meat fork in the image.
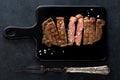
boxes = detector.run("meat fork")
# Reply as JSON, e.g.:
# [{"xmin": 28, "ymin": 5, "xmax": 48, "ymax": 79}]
[{"xmin": 16, "ymin": 65, "xmax": 110, "ymax": 75}]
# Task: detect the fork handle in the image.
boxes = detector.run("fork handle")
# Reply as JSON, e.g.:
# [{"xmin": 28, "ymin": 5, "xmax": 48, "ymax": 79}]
[{"xmin": 66, "ymin": 65, "xmax": 110, "ymax": 75}]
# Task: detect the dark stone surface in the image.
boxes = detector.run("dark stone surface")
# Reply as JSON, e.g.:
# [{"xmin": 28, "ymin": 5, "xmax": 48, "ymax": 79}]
[{"xmin": 0, "ymin": 0, "xmax": 120, "ymax": 80}]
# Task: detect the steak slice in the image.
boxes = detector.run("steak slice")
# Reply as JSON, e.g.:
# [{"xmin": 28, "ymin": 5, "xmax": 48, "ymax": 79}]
[
  {"xmin": 42, "ymin": 17, "xmax": 60, "ymax": 47},
  {"xmin": 83, "ymin": 17, "xmax": 90, "ymax": 45},
  {"xmin": 48, "ymin": 21, "xmax": 60, "ymax": 45},
  {"xmin": 56, "ymin": 17, "xmax": 67, "ymax": 47},
  {"xmin": 88, "ymin": 17, "xmax": 96, "ymax": 44},
  {"xmin": 95, "ymin": 19, "xmax": 105, "ymax": 42},
  {"xmin": 42, "ymin": 18, "xmax": 53, "ymax": 47},
  {"xmin": 68, "ymin": 16, "xmax": 77, "ymax": 45},
  {"xmin": 75, "ymin": 14, "xmax": 84, "ymax": 46}
]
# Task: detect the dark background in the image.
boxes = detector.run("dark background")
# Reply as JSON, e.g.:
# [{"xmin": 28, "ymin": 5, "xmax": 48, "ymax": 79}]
[{"xmin": 0, "ymin": 0, "xmax": 120, "ymax": 80}]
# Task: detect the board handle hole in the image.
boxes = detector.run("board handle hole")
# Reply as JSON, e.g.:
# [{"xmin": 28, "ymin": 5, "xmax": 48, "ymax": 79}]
[{"xmin": 5, "ymin": 29, "xmax": 16, "ymax": 37}]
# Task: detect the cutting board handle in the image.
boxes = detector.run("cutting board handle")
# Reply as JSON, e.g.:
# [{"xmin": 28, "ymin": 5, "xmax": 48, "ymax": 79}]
[{"xmin": 3, "ymin": 26, "xmax": 34, "ymax": 39}]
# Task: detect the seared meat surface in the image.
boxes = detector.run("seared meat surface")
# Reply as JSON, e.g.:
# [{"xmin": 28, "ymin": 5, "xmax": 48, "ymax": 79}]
[
  {"xmin": 83, "ymin": 17, "xmax": 90, "ymax": 45},
  {"xmin": 88, "ymin": 17, "xmax": 96, "ymax": 44},
  {"xmin": 42, "ymin": 18, "xmax": 60, "ymax": 47},
  {"xmin": 56, "ymin": 17, "xmax": 67, "ymax": 47},
  {"xmin": 42, "ymin": 15, "xmax": 105, "ymax": 47},
  {"xmin": 95, "ymin": 19, "xmax": 105, "ymax": 42}
]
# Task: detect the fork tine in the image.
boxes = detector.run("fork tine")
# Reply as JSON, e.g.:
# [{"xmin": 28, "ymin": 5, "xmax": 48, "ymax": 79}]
[
  {"xmin": 15, "ymin": 65, "xmax": 46, "ymax": 74},
  {"xmin": 15, "ymin": 69, "xmax": 45, "ymax": 74}
]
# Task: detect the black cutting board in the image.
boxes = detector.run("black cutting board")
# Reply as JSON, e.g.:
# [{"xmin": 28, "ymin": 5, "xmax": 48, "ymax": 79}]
[{"xmin": 3, "ymin": 5, "xmax": 108, "ymax": 61}]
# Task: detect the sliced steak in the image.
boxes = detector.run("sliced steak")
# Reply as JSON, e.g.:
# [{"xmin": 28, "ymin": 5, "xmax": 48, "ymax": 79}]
[
  {"xmin": 95, "ymin": 19, "xmax": 105, "ymax": 42},
  {"xmin": 56, "ymin": 17, "xmax": 67, "ymax": 47},
  {"xmin": 48, "ymin": 21, "xmax": 59, "ymax": 45},
  {"xmin": 42, "ymin": 18, "xmax": 60, "ymax": 46},
  {"xmin": 42, "ymin": 18, "xmax": 53, "ymax": 47},
  {"xmin": 68, "ymin": 16, "xmax": 77, "ymax": 45},
  {"xmin": 88, "ymin": 17, "xmax": 96, "ymax": 44},
  {"xmin": 75, "ymin": 14, "xmax": 84, "ymax": 46},
  {"xmin": 83, "ymin": 17, "xmax": 90, "ymax": 45}
]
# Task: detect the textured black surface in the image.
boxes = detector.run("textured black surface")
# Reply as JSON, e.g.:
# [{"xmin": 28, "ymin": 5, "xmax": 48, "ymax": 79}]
[{"xmin": 0, "ymin": 0, "xmax": 120, "ymax": 80}]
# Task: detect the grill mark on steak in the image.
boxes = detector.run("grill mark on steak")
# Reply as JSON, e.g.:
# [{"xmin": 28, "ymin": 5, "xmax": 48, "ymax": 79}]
[{"xmin": 56, "ymin": 17, "xmax": 67, "ymax": 47}]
